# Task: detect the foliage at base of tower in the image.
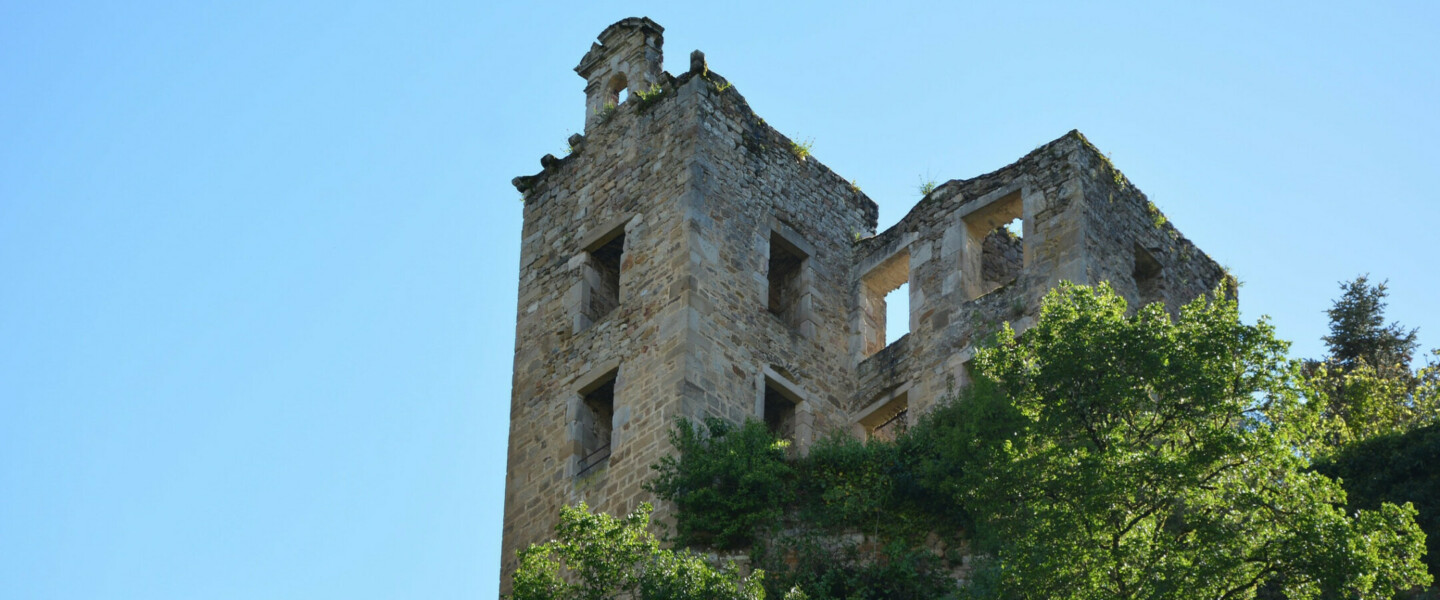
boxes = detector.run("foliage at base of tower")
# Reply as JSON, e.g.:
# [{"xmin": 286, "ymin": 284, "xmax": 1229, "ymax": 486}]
[
  {"xmin": 508, "ymin": 502, "xmax": 769, "ymax": 600},
  {"xmin": 953, "ymin": 283, "xmax": 1430, "ymax": 599},
  {"xmin": 648, "ymin": 418, "xmax": 965, "ymax": 599},
  {"xmin": 647, "ymin": 283, "xmax": 1432, "ymax": 600},
  {"xmin": 645, "ymin": 418, "xmax": 796, "ymax": 551}
]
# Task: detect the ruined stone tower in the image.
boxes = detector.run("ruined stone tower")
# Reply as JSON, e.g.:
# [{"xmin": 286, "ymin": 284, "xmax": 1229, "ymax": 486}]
[{"xmin": 501, "ymin": 17, "xmax": 1226, "ymax": 590}]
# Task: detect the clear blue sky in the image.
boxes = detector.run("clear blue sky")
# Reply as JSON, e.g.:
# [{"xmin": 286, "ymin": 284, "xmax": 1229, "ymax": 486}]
[{"xmin": 2, "ymin": 2, "xmax": 1436, "ymax": 598}]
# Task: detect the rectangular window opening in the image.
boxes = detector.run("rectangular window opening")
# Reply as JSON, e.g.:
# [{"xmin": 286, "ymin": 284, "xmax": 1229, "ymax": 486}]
[
  {"xmin": 1132, "ymin": 243, "xmax": 1164, "ymax": 309},
  {"xmin": 763, "ymin": 380, "xmax": 798, "ymax": 442},
  {"xmin": 576, "ymin": 371, "xmax": 616, "ymax": 477},
  {"xmin": 962, "ymin": 191, "xmax": 1024, "ymax": 301},
  {"xmin": 586, "ymin": 231, "xmax": 626, "ymax": 323},
  {"xmin": 860, "ymin": 249, "xmax": 910, "ymax": 357},
  {"xmin": 767, "ymin": 231, "xmax": 808, "ymax": 327},
  {"xmin": 981, "ymin": 218, "xmax": 1023, "ymax": 293},
  {"xmin": 884, "ymin": 282, "xmax": 909, "ymax": 345},
  {"xmin": 859, "ymin": 391, "xmax": 908, "ymax": 443}
]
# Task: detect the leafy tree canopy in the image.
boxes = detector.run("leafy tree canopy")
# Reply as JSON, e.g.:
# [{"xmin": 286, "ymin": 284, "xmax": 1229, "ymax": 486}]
[
  {"xmin": 1315, "ymin": 422, "xmax": 1440, "ymax": 578},
  {"xmin": 648, "ymin": 417, "xmax": 960, "ymax": 599},
  {"xmin": 954, "ymin": 283, "xmax": 1429, "ymax": 599},
  {"xmin": 527, "ymin": 283, "xmax": 1432, "ymax": 600},
  {"xmin": 646, "ymin": 418, "xmax": 795, "ymax": 551}
]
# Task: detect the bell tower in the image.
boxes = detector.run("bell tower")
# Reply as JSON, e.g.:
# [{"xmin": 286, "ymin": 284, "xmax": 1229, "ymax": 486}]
[{"xmin": 574, "ymin": 17, "xmax": 664, "ymax": 132}]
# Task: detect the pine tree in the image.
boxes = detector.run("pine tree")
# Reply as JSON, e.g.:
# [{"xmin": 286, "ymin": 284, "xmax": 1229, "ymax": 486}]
[
  {"xmin": 1312, "ymin": 275, "xmax": 1433, "ymax": 445},
  {"xmin": 1322, "ymin": 275, "xmax": 1418, "ymax": 380}
]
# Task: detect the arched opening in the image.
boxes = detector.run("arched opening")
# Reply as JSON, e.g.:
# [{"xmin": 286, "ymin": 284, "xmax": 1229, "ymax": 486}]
[{"xmin": 606, "ymin": 72, "xmax": 628, "ymax": 107}]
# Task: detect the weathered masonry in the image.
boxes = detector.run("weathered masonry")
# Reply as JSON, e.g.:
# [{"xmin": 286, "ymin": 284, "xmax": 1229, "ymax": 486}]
[{"xmin": 501, "ymin": 17, "xmax": 1228, "ymax": 591}]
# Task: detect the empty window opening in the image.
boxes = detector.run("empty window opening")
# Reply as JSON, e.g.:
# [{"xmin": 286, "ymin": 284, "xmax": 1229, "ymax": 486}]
[
  {"xmin": 860, "ymin": 249, "xmax": 909, "ymax": 357},
  {"xmin": 576, "ymin": 371, "xmax": 616, "ymax": 477},
  {"xmin": 584, "ymin": 229, "xmax": 625, "ymax": 325},
  {"xmin": 859, "ymin": 391, "xmax": 908, "ymax": 443},
  {"xmin": 763, "ymin": 379, "xmax": 799, "ymax": 442},
  {"xmin": 1132, "ymin": 243, "xmax": 1164, "ymax": 309},
  {"xmin": 884, "ymin": 283, "xmax": 909, "ymax": 345},
  {"xmin": 962, "ymin": 191, "xmax": 1025, "ymax": 301},
  {"xmin": 767, "ymin": 231, "xmax": 808, "ymax": 328},
  {"xmin": 981, "ymin": 220, "xmax": 1023, "ymax": 292}
]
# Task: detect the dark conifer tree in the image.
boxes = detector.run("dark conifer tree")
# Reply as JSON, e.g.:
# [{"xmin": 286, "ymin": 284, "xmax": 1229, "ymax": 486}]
[{"xmin": 1322, "ymin": 275, "xmax": 1419, "ymax": 381}]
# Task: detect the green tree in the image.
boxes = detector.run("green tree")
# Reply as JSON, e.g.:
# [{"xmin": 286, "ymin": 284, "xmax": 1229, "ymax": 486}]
[
  {"xmin": 1310, "ymin": 276, "xmax": 1435, "ymax": 446},
  {"xmin": 509, "ymin": 502, "xmax": 769, "ymax": 600},
  {"xmin": 1314, "ymin": 422, "xmax": 1440, "ymax": 580},
  {"xmin": 1322, "ymin": 275, "xmax": 1418, "ymax": 378},
  {"xmin": 950, "ymin": 283, "xmax": 1430, "ymax": 600}
]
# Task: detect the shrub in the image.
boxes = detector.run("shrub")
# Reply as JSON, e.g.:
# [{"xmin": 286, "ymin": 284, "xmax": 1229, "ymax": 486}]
[
  {"xmin": 647, "ymin": 418, "xmax": 794, "ymax": 550},
  {"xmin": 789, "ymin": 137, "xmax": 813, "ymax": 161}
]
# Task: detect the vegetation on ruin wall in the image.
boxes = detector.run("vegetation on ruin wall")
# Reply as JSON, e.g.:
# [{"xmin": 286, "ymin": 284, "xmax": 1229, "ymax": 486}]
[
  {"xmin": 508, "ymin": 280, "xmax": 1437, "ymax": 599},
  {"xmin": 647, "ymin": 284, "xmax": 1433, "ymax": 600},
  {"xmin": 648, "ymin": 418, "xmax": 963, "ymax": 598}
]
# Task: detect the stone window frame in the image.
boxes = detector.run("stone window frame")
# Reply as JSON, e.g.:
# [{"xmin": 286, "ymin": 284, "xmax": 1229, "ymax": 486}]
[
  {"xmin": 568, "ymin": 214, "xmax": 637, "ymax": 334},
  {"xmin": 1132, "ymin": 242, "xmax": 1165, "ymax": 310},
  {"xmin": 853, "ymin": 233, "xmax": 916, "ymax": 360},
  {"xmin": 763, "ymin": 220, "xmax": 816, "ymax": 339},
  {"xmin": 957, "ymin": 182, "xmax": 1037, "ymax": 302},
  {"xmin": 754, "ymin": 366, "xmax": 812, "ymax": 451},
  {"xmin": 567, "ymin": 359, "xmax": 624, "ymax": 479},
  {"xmin": 852, "ymin": 382, "xmax": 912, "ymax": 442}
]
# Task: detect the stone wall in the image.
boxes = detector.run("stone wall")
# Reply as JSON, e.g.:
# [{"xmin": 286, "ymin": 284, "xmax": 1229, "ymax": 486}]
[
  {"xmin": 501, "ymin": 17, "xmax": 1228, "ymax": 593},
  {"xmin": 845, "ymin": 131, "xmax": 1229, "ymax": 427},
  {"xmin": 673, "ymin": 61, "xmax": 880, "ymax": 452},
  {"xmin": 502, "ymin": 20, "xmax": 699, "ymax": 581}
]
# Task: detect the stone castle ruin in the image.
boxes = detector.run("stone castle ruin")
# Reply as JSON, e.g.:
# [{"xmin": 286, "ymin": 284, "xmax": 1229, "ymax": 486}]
[{"xmin": 502, "ymin": 17, "xmax": 1227, "ymax": 590}]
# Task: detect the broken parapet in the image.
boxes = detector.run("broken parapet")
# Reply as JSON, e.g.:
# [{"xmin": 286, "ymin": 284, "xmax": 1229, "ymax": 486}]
[{"xmin": 847, "ymin": 130, "xmax": 1227, "ymax": 423}]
